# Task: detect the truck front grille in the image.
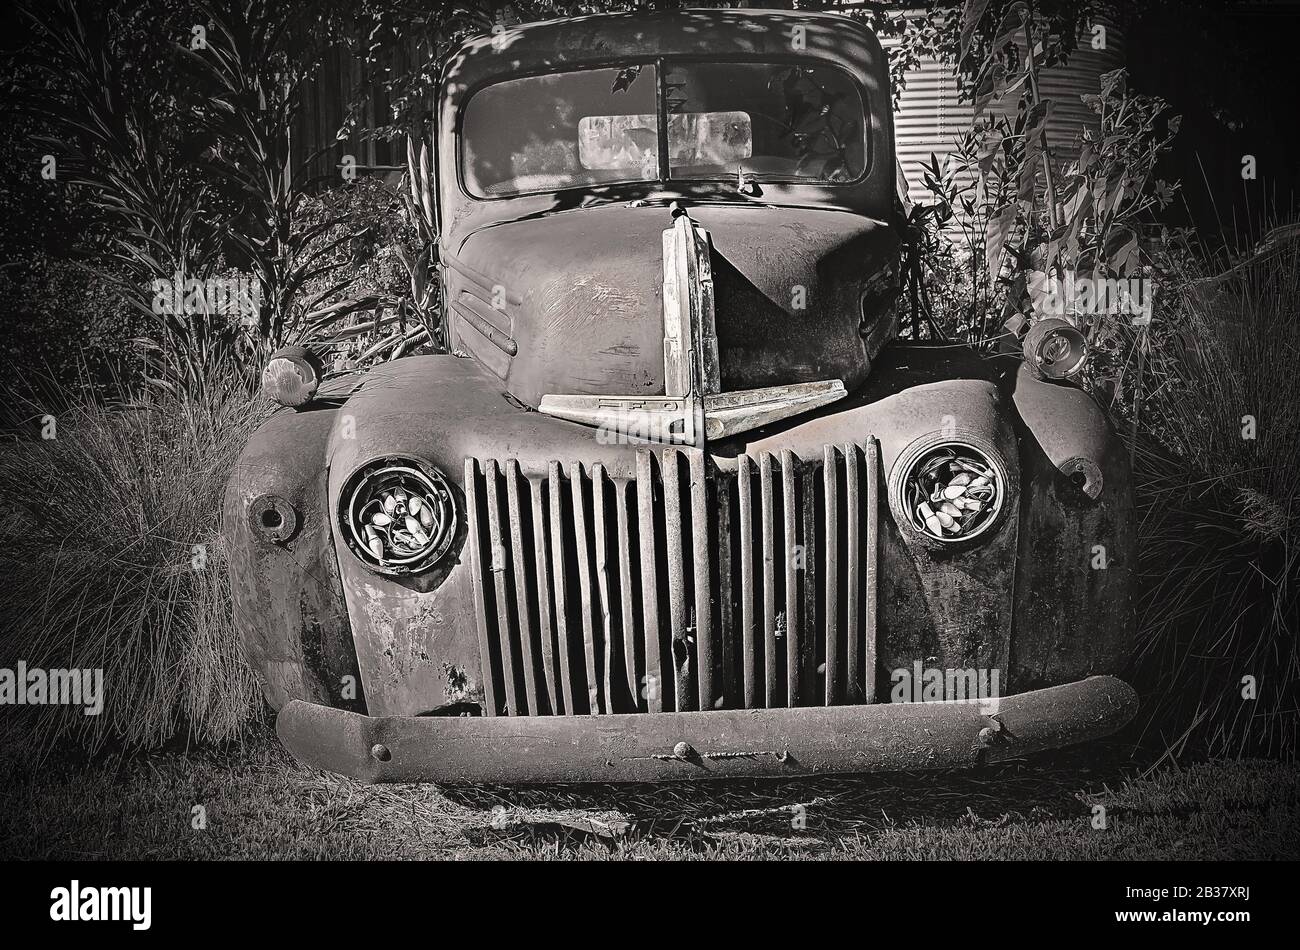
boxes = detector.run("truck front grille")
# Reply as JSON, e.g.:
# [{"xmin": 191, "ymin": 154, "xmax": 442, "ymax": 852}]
[{"xmin": 463, "ymin": 441, "xmax": 880, "ymax": 716}]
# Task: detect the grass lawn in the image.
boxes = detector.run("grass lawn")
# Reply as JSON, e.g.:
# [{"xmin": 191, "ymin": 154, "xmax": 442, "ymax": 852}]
[{"xmin": 1, "ymin": 726, "xmax": 1296, "ymax": 860}]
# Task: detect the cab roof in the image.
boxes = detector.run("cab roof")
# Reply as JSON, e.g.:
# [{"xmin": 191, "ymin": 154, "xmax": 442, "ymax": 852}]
[
  {"xmin": 436, "ymin": 8, "xmax": 895, "ymax": 249},
  {"xmin": 442, "ymin": 8, "xmax": 886, "ymax": 101}
]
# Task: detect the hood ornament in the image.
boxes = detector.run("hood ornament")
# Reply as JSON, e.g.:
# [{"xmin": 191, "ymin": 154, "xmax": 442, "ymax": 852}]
[{"xmin": 539, "ymin": 203, "xmax": 846, "ymax": 446}]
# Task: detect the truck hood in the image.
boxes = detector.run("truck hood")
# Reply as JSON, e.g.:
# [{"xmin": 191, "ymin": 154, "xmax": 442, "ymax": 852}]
[{"xmin": 444, "ymin": 202, "xmax": 899, "ymax": 410}]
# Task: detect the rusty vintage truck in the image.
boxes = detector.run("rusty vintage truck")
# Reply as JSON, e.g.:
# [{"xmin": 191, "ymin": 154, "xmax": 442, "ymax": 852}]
[{"xmin": 225, "ymin": 8, "xmax": 1137, "ymax": 784}]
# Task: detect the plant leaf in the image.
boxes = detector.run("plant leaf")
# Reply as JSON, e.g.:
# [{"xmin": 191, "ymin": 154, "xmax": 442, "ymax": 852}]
[{"xmin": 959, "ymin": 0, "xmax": 993, "ymax": 63}]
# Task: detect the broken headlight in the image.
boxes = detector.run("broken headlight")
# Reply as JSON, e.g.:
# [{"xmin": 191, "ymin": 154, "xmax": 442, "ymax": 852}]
[
  {"xmin": 1023, "ymin": 317, "xmax": 1088, "ymax": 382},
  {"xmin": 340, "ymin": 458, "xmax": 457, "ymax": 574},
  {"xmin": 262, "ymin": 345, "xmax": 322, "ymax": 407},
  {"xmin": 900, "ymin": 442, "xmax": 1006, "ymax": 543}
]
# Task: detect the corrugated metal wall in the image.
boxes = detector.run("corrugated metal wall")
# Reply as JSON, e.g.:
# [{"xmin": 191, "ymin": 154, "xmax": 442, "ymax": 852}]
[{"xmin": 885, "ymin": 17, "xmax": 1125, "ymax": 208}]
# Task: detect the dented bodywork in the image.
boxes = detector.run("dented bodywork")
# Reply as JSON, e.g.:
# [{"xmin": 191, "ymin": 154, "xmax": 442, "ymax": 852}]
[{"xmin": 223, "ymin": 9, "xmax": 1138, "ymax": 784}]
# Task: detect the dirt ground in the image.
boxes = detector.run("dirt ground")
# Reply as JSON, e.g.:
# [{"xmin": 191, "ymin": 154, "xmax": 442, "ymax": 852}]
[{"xmin": 2, "ymin": 728, "xmax": 1297, "ymax": 860}]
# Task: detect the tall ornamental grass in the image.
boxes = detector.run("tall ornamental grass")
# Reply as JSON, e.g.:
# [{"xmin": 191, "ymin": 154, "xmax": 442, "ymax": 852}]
[
  {"xmin": 1126, "ymin": 228, "xmax": 1299, "ymax": 759},
  {"xmin": 0, "ymin": 373, "xmax": 267, "ymax": 755}
]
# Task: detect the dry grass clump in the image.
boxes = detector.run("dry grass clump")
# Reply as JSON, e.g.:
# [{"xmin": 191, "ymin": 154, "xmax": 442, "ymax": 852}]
[
  {"xmin": 0, "ymin": 374, "xmax": 267, "ymax": 755},
  {"xmin": 1124, "ymin": 227, "xmax": 1299, "ymax": 759}
]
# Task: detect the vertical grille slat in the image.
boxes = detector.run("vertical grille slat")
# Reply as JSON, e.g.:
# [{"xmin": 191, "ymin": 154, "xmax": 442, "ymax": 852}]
[
  {"xmin": 547, "ymin": 461, "xmax": 576, "ymax": 715},
  {"xmin": 635, "ymin": 450, "xmax": 663, "ymax": 713},
  {"xmin": 591, "ymin": 463, "xmax": 616, "ymax": 714},
  {"xmin": 759, "ymin": 452, "xmax": 778, "ymax": 709},
  {"xmin": 800, "ymin": 453, "xmax": 818, "ymax": 705},
  {"xmin": 661, "ymin": 448, "xmax": 691, "ymax": 711},
  {"xmin": 614, "ymin": 477, "xmax": 640, "ymax": 712},
  {"xmin": 484, "ymin": 460, "xmax": 520, "ymax": 716},
  {"xmin": 737, "ymin": 454, "xmax": 757, "ymax": 709},
  {"xmin": 844, "ymin": 442, "xmax": 862, "ymax": 705},
  {"xmin": 717, "ymin": 474, "xmax": 735, "ymax": 710},
  {"xmin": 781, "ymin": 449, "xmax": 799, "ymax": 707},
  {"xmin": 823, "ymin": 444, "xmax": 839, "ymax": 706},
  {"xmin": 464, "ymin": 438, "xmax": 881, "ymax": 718},
  {"xmin": 528, "ymin": 476, "xmax": 558, "ymax": 715},
  {"xmin": 569, "ymin": 463, "xmax": 600, "ymax": 714},
  {"xmin": 689, "ymin": 449, "xmax": 714, "ymax": 711},
  {"xmin": 464, "ymin": 459, "xmax": 500, "ymax": 717},
  {"xmin": 505, "ymin": 460, "xmax": 539, "ymax": 715},
  {"xmin": 864, "ymin": 439, "xmax": 881, "ymax": 704}
]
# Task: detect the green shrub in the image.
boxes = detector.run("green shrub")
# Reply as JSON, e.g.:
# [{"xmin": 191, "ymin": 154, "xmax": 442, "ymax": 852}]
[
  {"xmin": 0, "ymin": 256, "xmax": 150, "ymax": 411},
  {"xmin": 0, "ymin": 372, "xmax": 267, "ymax": 755}
]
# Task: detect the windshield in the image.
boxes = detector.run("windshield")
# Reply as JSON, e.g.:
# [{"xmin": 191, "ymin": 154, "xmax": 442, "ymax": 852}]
[{"xmin": 462, "ymin": 61, "xmax": 867, "ymax": 198}]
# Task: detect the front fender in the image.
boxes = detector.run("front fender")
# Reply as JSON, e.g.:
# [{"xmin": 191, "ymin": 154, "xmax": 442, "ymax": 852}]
[
  {"xmin": 223, "ymin": 400, "xmax": 364, "ymax": 713},
  {"xmin": 1010, "ymin": 364, "xmax": 1136, "ymax": 685}
]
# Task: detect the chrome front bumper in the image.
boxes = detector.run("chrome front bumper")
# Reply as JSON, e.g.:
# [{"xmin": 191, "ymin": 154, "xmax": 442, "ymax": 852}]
[{"xmin": 276, "ymin": 675, "xmax": 1137, "ymax": 784}]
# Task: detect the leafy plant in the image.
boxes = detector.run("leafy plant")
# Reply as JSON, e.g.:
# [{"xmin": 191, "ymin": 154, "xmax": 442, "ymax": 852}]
[
  {"xmin": 337, "ymin": 1, "xmax": 639, "ymax": 144},
  {"xmin": 295, "ymin": 133, "xmax": 445, "ymax": 368},
  {"xmin": 22, "ymin": 0, "xmax": 235, "ymax": 400},
  {"xmin": 1011, "ymin": 69, "xmax": 1180, "ymax": 326},
  {"xmin": 959, "ymin": 2, "xmax": 1181, "ymax": 327},
  {"xmin": 908, "ymin": 117, "xmax": 1020, "ymax": 343},
  {"xmin": 180, "ymin": 0, "xmax": 358, "ymax": 355},
  {"xmin": 394, "ymin": 133, "xmax": 445, "ymax": 352},
  {"xmin": 897, "ymin": 1, "xmax": 1180, "ymax": 358}
]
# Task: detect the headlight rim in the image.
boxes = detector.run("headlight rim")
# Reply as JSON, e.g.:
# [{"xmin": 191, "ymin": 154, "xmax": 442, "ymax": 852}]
[
  {"xmin": 888, "ymin": 431, "xmax": 1016, "ymax": 547},
  {"xmin": 338, "ymin": 455, "xmax": 459, "ymax": 575},
  {"xmin": 1023, "ymin": 316, "xmax": 1089, "ymax": 382},
  {"xmin": 261, "ymin": 344, "xmax": 323, "ymax": 408}
]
